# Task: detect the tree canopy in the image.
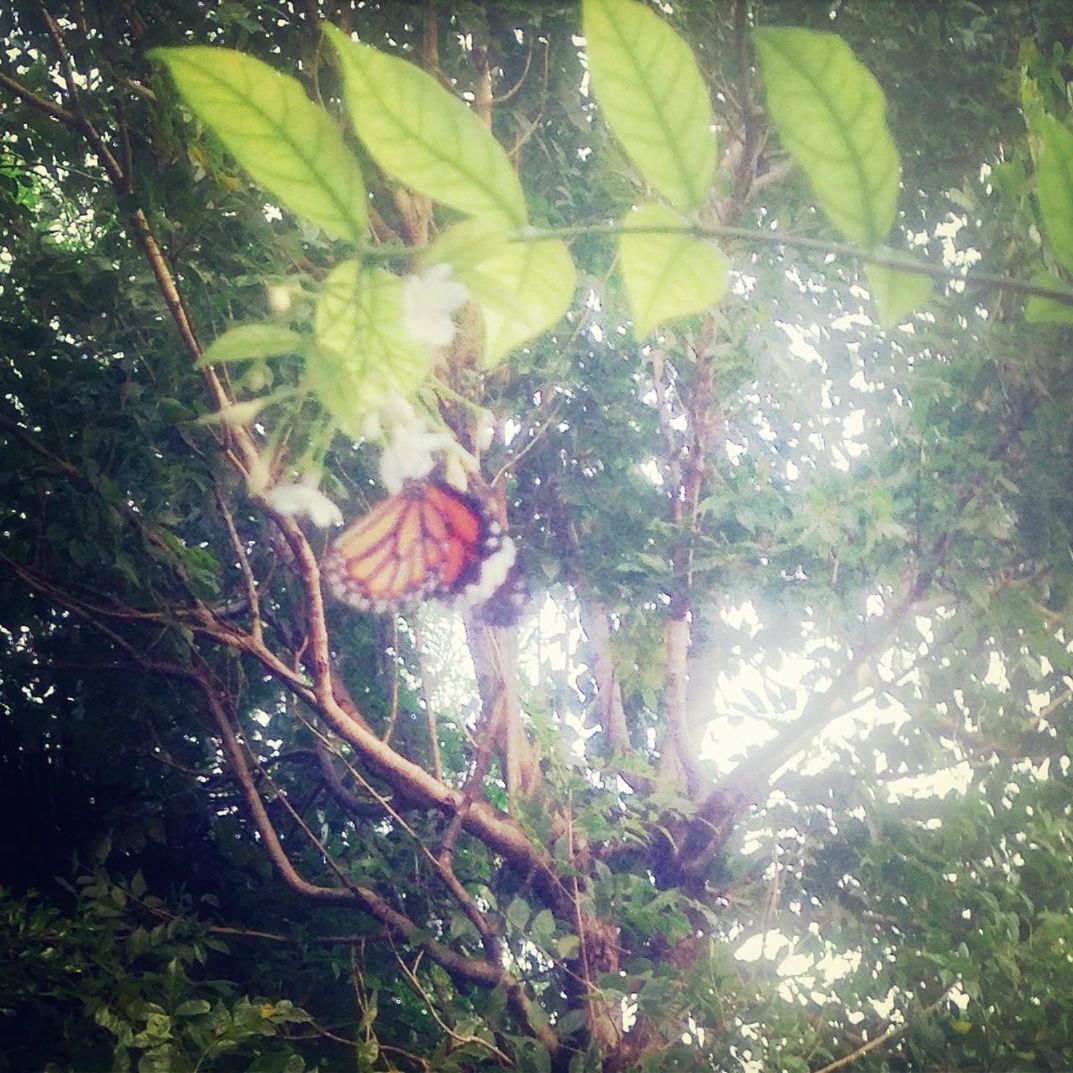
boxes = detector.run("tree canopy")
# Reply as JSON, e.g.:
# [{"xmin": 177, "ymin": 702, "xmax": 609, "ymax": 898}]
[{"xmin": 3, "ymin": 2, "xmax": 1073, "ymax": 1072}]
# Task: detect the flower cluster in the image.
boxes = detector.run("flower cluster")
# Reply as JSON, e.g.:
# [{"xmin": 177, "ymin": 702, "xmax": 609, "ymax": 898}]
[{"xmin": 402, "ymin": 263, "xmax": 468, "ymax": 348}]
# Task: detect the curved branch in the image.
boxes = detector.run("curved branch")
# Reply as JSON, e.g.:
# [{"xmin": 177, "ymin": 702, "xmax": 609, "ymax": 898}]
[{"xmin": 203, "ymin": 675, "xmax": 538, "ymax": 995}]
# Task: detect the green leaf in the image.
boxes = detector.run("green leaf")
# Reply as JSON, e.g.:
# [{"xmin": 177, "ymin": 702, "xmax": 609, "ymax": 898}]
[
  {"xmin": 306, "ymin": 262, "xmax": 430, "ymax": 435},
  {"xmin": 525, "ymin": 1001, "xmax": 551, "ymax": 1035},
  {"xmin": 1036, "ymin": 114, "xmax": 1073, "ymax": 274},
  {"xmin": 173, "ymin": 1000, "xmax": 211, "ymax": 1017},
  {"xmin": 864, "ymin": 258, "xmax": 933, "ymax": 328},
  {"xmin": 477, "ymin": 239, "xmax": 576, "ymax": 367},
  {"xmin": 506, "ymin": 896, "xmax": 531, "ymax": 930},
  {"xmin": 423, "ymin": 218, "xmax": 513, "ymax": 274},
  {"xmin": 531, "ymin": 908, "xmax": 555, "ymax": 947},
  {"xmin": 324, "ymin": 25, "xmax": 526, "ymax": 227},
  {"xmin": 619, "ymin": 203, "xmax": 728, "ymax": 336},
  {"xmin": 421, "ymin": 219, "xmax": 527, "ymax": 320},
  {"xmin": 1025, "ymin": 271, "xmax": 1073, "ymax": 323},
  {"xmin": 556, "ymin": 933, "xmax": 581, "ymax": 960},
  {"xmin": 753, "ymin": 27, "xmax": 900, "ymax": 246},
  {"xmin": 197, "ymin": 323, "xmax": 304, "ymax": 366},
  {"xmin": 152, "ymin": 47, "xmax": 367, "ymax": 242},
  {"xmin": 583, "ymin": 0, "xmax": 715, "ymax": 211},
  {"xmin": 558, "ymin": 1011, "xmax": 590, "ymax": 1041}
]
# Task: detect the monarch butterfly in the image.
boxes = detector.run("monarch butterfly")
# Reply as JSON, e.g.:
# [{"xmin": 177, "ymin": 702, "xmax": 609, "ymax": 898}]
[{"xmin": 322, "ymin": 479, "xmax": 524, "ymax": 621}]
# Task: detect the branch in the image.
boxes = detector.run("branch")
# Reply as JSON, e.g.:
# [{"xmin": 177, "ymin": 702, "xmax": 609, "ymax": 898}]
[
  {"xmin": 525, "ymin": 222, "xmax": 1073, "ymax": 308},
  {"xmin": 678, "ymin": 404, "xmax": 1031, "ymax": 877},
  {"xmin": 214, "ymin": 483, "xmax": 263, "ymax": 644},
  {"xmin": 575, "ymin": 593, "xmax": 632, "ymax": 755},
  {"xmin": 199, "ymin": 676, "xmax": 355, "ymax": 905},
  {"xmin": 394, "ymin": 951, "xmax": 514, "ymax": 1066},
  {"xmin": 297, "ymin": 714, "xmax": 507, "ymax": 968},
  {"xmin": 0, "ymin": 67, "xmax": 78, "ymax": 124},
  {"xmin": 208, "ymin": 675, "xmax": 535, "ymax": 997},
  {"xmin": 464, "ymin": 616, "xmax": 541, "ymax": 798},
  {"xmin": 35, "ymin": 5, "xmax": 125, "ymax": 187},
  {"xmin": 0, "ymin": 23, "xmax": 256, "ymax": 466},
  {"xmin": 814, "ymin": 983, "xmax": 958, "ymax": 1073}
]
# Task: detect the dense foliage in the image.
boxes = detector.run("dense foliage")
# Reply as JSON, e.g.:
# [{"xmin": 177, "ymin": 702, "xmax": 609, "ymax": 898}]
[{"xmin": 2, "ymin": 2, "xmax": 1073, "ymax": 1072}]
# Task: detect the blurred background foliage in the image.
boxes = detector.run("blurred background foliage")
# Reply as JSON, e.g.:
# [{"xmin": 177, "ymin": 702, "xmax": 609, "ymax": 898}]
[{"xmin": 2, "ymin": 2, "xmax": 1073, "ymax": 1071}]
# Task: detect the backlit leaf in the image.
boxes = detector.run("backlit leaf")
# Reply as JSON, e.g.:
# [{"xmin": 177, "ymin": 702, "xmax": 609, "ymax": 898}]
[
  {"xmin": 197, "ymin": 324, "xmax": 304, "ymax": 366},
  {"xmin": 477, "ymin": 240, "xmax": 577, "ymax": 367},
  {"xmin": 753, "ymin": 28, "xmax": 900, "ymax": 246},
  {"xmin": 619, "ymin": 203, "xmax": 728, "ymax": 336},
  {"xmin": 153, "ymin": 47, "xmax": 367, "ymax": 242},
  {"xmin": 307, "ymin": 262, "xmax": 429, "ymax": 434},
  {"xmin": 583, "ymin": 0, "xmax": 715, "ymax": 211},
  {"xmin": 420, "ymin": 219, "xmax": 526, "ymax": 319},
  {"xmin": 324, "ymin": 25, "xmax": 527, "ymax": 228},
  {"xmin": 864, "ymin": 258, "xmax": 933, "ymax": 328}
]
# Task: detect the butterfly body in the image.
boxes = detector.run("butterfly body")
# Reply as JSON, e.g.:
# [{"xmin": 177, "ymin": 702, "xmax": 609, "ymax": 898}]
[{"xmin": 323, "ymin": 480, "xmax": 514, "ymax": 614}]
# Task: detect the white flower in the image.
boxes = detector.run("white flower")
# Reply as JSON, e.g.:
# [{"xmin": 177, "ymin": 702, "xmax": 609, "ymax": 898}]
[
  {"xmin": 402, "ymin": 263, "xmax": 468, "ymax": 347},
  {"xmin": 263, "ymin": 480, "xmax": 343, "ymax": 528},
  {"xmin": 379, "ymin": 426, "xmax": 456, "ymax": 492},
  {"xmin": 442, "ymin": 452, "xmax": 469, "ymax": 492}
]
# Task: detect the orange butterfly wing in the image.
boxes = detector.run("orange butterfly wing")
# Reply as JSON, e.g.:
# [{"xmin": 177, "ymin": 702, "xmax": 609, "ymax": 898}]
[{"xmin": 323, "ymin": 481, "xmax": 500, "ymax": 612}]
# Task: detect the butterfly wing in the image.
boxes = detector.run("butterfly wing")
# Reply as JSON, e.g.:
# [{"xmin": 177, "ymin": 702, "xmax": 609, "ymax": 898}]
[{"xmin": 323, "ymin": 481, "xmax": 502, "ymax": 612}]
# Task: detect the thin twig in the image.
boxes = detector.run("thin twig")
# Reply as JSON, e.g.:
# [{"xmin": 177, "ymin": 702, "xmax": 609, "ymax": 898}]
[
  {"xmin": 813, "ymin": 984, "xmax": 957, "ymax": 1073},
  {"xmin": 215, "ymin": 484, "xmax": 263, "ymax": 643},
  {"xmin": 393, "ymin": 949, "xmax": 514, "ymax": 1066}
]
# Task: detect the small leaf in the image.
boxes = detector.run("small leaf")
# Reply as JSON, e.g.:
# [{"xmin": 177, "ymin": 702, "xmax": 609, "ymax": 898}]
[
  {"xmin": 174, "ymin": 1000, "xmax": 211, "ymax": 1018},
  {"xmin": 583, "ymin": 0, "xmax": 715, "ymax": 211},
  {"xmin": 864, "ymin": 258, "xmax": 933, "ymax": 328},
  {"xmin": 324, "ymin": 26, "xmax": 526, "ymax": 227},
  {"xmin": 506, "ymin": 896, "xmax": 531, "ymax": 930},
  {"xmin": 619, "ymin": 203, "xmax": 728, "ymax": 336},
  {"xmin": 1036, "ymin": 114, "xmax": 1073, "ymax": 274},
  {"xmin": 153, "ymin": 47, "xmax": 367, "ymax": 242},
  {"xmin": 477, "ymin": 239, "xmax": 577, "ymax": 367},
  {"xmin": 531, "ymin": 908, "xmax": 555, "ymax": 947},
  {"xmin": 753, "ymin": 28, "xmax": 900, "ymax": 246},
  {"xmin": 526, "ymin": 1001, "xmax": 551, "ymax": 1035},
  {"xmin": 306, "ymin": 262, "xmax": 430, "ymax": 435},
  {"xmin": 556, "ymin": 933, "xmax": 581, "ymax": 959},
  {"xmin": 1025, "ymin": 271, "xmax": 1073, "ymax": 323},
  {"xmin": 197, "ymin": 323, "xmax": 304, "ymax": 366}
]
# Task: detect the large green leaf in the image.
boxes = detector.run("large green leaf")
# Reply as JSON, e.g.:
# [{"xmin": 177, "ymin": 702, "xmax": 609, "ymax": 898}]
[
  {"xmin": 1036, "ymin": 115, "xmax": 1073, "ymax": 276},
  {"xmin": 619, "ymin": 203, "xmax": 728, "ymax": 336},
  {"xmin": 324, "ymin": 25, "xmax": 527, "ymax": 228},
  {"xmin": 583, "ymin": 0, "xmax": 715, "ymax": 212},
  {"xmin": 153, "ymin": 47, "xmax": 368, "ymax": 242},
  {"xmin": 477, "ymin": 240, "xmax": 577, "ymax": 367},
  {"xmin": 306, "ymin": 262, "xmax": 429, "ymax": 435},
  {"xmin": 753, "ymin": 28, "xmax": 900, "ymax": 247}
]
